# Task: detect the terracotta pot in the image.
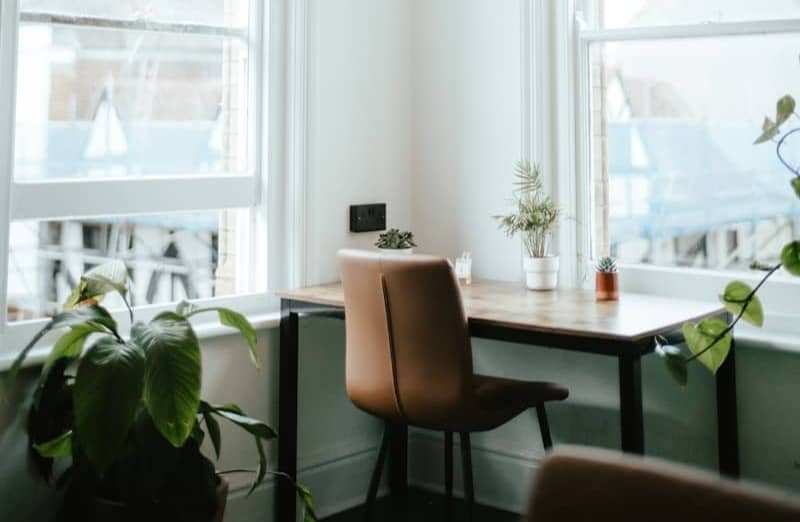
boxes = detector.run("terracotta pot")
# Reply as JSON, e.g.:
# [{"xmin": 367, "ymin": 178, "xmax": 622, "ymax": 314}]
[
  {"xmin": 94, "ymin": 478, "xmax": 229, "ymax": 522},
  {"xmin": 595, "ymin": 272, "xmax": 619, "ymax": 301}
]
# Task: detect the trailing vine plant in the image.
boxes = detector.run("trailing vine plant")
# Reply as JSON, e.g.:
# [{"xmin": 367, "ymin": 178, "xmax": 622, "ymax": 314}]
[{"xmin": 656, "ymin": 94, "xmax": 800, "ymax": 385}]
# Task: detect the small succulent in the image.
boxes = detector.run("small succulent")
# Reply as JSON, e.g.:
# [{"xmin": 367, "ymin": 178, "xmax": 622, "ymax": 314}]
[
  {"xmin": 375, "ymin": 229, "xmax": 416, "ymax": 249},
  {"xmin": 595, "ymin": 256, "xmax": 617, "ymax": 273}
]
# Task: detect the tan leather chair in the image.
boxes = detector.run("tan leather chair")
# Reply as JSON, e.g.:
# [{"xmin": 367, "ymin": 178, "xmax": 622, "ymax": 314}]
[
  {"xmin": 338, "ymin": 249, "xmax": 569, "ymax": 520},
  {"xmin": 528, "ymin": 448, "xmax": 800, "ymax": 522}
]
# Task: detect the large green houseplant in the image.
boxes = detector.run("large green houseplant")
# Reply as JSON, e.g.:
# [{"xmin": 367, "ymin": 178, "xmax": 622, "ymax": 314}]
[
  {"xmin": 4, "ymin": 261, "xmax": 316, "ymax": 521},
  {"xmin": 657, "ymin": 94, "xmax": 800, "ymax": 384}
]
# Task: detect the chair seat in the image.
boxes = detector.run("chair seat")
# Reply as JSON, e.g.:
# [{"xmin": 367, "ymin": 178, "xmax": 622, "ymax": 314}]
[
  {"xmin": 474, "ymin": 374, "xmax": 569, "ymax": 409},
  {"xmin": 422, "ymin": 375, "xmax": 568, "ymax": 433}
]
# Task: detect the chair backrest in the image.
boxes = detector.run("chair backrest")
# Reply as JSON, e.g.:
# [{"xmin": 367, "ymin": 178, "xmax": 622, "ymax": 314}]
[
  {"xmin": 528, "ymin": 448, "xmax": 800, "ymax": 522},
  {"xmin": 338, "ymin": 249, "xmax": 473, "ymax": 425}
]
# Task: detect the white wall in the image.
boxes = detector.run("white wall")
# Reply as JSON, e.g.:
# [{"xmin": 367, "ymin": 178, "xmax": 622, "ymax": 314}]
[
  {"xmin": 305, "ymin": 0, "xmax": 413, "ymax": 285},
  {"xmin": 411, "ymin": 0, "xmax": 524, "ymax": 282}
]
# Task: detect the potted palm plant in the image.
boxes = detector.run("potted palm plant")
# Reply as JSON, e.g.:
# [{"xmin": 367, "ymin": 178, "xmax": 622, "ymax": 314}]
[
  {"xmin": 495, "ymin": 161, "xmax": 561, "ymax": 290},
  {"xmin": 4, "ymin": 261, "xmax": 316, "ymax": 522},
  {"xmin": 375, "ymin": 228, "xmax": 416, "ymax": 254}
]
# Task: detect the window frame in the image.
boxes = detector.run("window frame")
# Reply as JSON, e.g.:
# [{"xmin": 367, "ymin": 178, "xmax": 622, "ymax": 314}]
[
  {"xmin": 526, "ymin": 1, "xmax": 800, "ymax": 333},
  {"xmin": 0, "ymin": 0, "xmax": 277, "ymax": 354}
]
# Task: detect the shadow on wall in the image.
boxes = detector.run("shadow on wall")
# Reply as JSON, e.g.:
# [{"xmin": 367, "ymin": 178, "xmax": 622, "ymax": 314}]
[
  {"xmin": 470, "ymin": 336, "xmax": 800, "ymax": 493},
  {"xmin": 0, "ymin": 367, "xmax": 61, "ymax": 522}
]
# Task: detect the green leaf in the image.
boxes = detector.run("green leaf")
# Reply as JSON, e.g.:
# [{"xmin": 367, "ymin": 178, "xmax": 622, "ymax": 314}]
[
  {"xmin": 202, "ymin": 402, "xmax": 276, "ymax": 441},
  {"xmin": 200, "ymin": 400, "xmax": 276, "ymax": 495},
  {"xmin": 44, "ymin": 323, "xmax": 106, "ymax": 371},
  {"xmin": 188, "ymin": 307, "xmax": 259, "ymax": 368},
  {"xmin": 33, "ymin": 431, "xmax": 73, "ymax": 458},
  {"xmin": 249, "ymin": 436, "xmax": 267, "ymax": 496},
  {"xmin": 781, "ymin": 241, "xmax": 800, "ymax": 276},
  {"xmin": 218, "ymin": 309, "xmax": 259, "ymax": 367},
  {"xmin": 202, "ymin": 410, "xmax": 222, "ymax": 460},
  {"xmin": 655, "ymin": 342, "xmax": 687, "ymax": 387},
  {"xmin": 73, "ymin": 337, "xmax": 145, "ymax": 474},
  {"xmin": 7, "ymin": 305, "xmax": 117, "ymax": 385},
  {"xmin": 296, "ymin": 482, "xmax": 318, "ymax": 522},
  {"xmin": 719, "ymin": 281, "xmax": 764, "ymax": 327},
  {"xmin": 754, "ymin": 117, "xmax": 780, "ymax": 144},
  {"xmin": 682, "ymin": 318, "xmax": 732, "ymax": 375},
  {"xmin": 49, "ymin": 305, "xmax": 117, "ymax": 331},
  {"xmin": 776, "ymin": 94, "xmax": 796, "ymax": 126},
  {"xmin": 137, "ymin": 312, "xmax": 202, "ymax": 447},
  {"xmin": 792, "ymin": 177, "xmax": 800, "ymax": 200}
]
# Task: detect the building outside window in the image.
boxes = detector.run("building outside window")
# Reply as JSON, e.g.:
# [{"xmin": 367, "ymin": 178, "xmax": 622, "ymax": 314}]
[
  {"xmin": 3, "ymin": 0, "xmax": 266, "ymax": 326},
  {"xmin": 577, "ymin": 0, "xmax": 800, "ymax": 274}
]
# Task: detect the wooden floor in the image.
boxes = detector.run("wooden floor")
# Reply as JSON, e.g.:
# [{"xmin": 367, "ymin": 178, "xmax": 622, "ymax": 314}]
[{"xmin": 322, "ymin": 488, "xmax": 521, "ymax": 522}]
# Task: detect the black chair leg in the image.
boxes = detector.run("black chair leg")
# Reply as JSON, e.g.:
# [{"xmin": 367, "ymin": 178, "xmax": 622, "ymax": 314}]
[
  {"xmin": 459, "ymin": 432, "xmax": 474, "ymax": 522},
  {"xmin": 444, "ymin": 431, "xmax": 453, "ymax": 520},
  {"xmin": 536, "ymin": 404, "xmax": 553, "ymax": 450},
  {"xmin": 364, "ymin": 422, "xmax": 391, "ymax": 522}
]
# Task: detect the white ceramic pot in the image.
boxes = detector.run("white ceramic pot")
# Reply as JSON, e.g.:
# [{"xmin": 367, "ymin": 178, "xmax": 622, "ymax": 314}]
[
  {"xmin": 378, "ymin": 247, "xmax": 413, "ymax": 255},
  {"xmin": 523, "ymin": 256, "xmax": 559, "ymax": 290}
]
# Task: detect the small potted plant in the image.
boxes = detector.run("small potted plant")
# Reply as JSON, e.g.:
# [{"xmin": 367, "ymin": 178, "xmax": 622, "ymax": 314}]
[
  {"xmin": 5, "ymin": 261, "xmax": 316, "ymax": 522},
  {"xmin": 375, "ymin": 228, "xmax": 416, "ymax": 254},
  {"xmin": 495, "ymin": 161, "xmax": 561, "ymax": 290},
  {"xmin": 595, "ymin": 256, "xmax": 619, "ymax": 301}
]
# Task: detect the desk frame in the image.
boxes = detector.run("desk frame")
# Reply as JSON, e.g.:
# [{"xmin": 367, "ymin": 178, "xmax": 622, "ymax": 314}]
[{"xmin": 276, "ymin": 298, "xmax": 739, "ymax": 521}]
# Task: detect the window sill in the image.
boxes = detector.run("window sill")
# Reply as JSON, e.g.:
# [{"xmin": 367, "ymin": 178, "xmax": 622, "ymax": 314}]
[
  {"xmin": 615, "ymin": 262, "xmax": 800, "ymax": 335},
  {"xmin": 733, "ymin": 326, "xmax": 800, "ymax": 355},
  {"xmin": 0, "ymin": 311, "xmax": 282, "ymax": 373}
]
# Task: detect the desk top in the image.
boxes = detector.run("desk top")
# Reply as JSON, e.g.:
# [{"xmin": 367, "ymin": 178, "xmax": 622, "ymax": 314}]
[{"xmin": 277, "ymin": 279, "xmax": 724, "ymax": 342}]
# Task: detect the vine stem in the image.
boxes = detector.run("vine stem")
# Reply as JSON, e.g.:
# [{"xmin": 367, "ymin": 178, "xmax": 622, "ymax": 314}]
[
  {"xmin": 685, "ymin": 263, "xmax": 782, "ymax": 363},
  {"xmin": 776, "ymin": 127, "xmax": 800, "ymax": 177}
]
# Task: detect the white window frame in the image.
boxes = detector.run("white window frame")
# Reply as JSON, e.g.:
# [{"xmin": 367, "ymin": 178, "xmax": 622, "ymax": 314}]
[
  {"xmin": 0, "ymin": 0, "xmax": 304, "ymax": 363},
  {"xmin": 526, "ymin": 1, "xmax": 800, "ymax": 336}
]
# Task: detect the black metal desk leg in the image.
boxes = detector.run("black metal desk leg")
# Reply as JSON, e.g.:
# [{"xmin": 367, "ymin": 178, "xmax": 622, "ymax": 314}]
[
  {"xmin": 277, "ymin": 300, "xmax": 299, "ymax": 522},
  {"xmin": 716, "ymin": 340, "xmax": 740, "ymax": 477},
  {"xmin": 389, "ymin": 423, "xmax": 409, "ymax": 511},
  {"xmin": 619, "ymin": 354, "xmax": 644, "ymax": 454}
]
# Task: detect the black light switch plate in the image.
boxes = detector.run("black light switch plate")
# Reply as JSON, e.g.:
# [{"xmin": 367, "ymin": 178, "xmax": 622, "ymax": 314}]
[{"xmin": 349, "ymin": 203, "xmax": 386, "ymax": 232}]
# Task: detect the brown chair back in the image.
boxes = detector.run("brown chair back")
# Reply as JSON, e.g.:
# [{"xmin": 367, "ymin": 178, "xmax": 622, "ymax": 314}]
[
  {"xmin": 338, "ymin": 249, "xmax": 473, "ymax": 426},
  {"xmin": 528, "ymin": 448, "xmax": 800, "ymax": 522}
]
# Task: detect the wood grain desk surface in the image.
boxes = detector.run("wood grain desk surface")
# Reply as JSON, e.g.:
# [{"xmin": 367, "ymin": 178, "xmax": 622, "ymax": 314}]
[{"xmin": 277, "ymin": 279, "xmax": 724, "ymax": 342}]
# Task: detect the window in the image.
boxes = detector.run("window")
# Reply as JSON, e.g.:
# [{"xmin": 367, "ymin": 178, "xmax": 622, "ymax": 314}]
[
  {"xmin": 578, "ymin": 1, "xmax": 800, "ymax": 272},
  {"xmin": 0, "ymin": 1, "xmax": 267, "ymax": 334}
]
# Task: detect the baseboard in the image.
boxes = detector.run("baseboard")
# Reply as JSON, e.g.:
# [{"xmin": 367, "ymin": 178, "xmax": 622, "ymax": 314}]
[
  {"xmin": 225, "ymin": 444, "xmax": 385, "ymax": 522},
  {"xmin": 408, "ymin": 430, "xmax": 542, "ymax": 515},
  {"xmin": 225, "ymin": 430, "xmax": 540, "ymax": 521}
]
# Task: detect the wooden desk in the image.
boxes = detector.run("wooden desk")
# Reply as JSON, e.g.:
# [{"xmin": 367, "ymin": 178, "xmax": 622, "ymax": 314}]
[{"xmin": 275, "ymin": 280, "xmax": 737, "ymax": 521}]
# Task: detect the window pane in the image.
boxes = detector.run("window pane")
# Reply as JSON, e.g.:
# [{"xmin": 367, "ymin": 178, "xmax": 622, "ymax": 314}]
[
  {"xmin": 15, "ymin": 14, "xmax": 250, "ymax": 179},
  {"xmin": 21, "ymin": 0, "xmax": 250, "ymax": 28},
  {"xmin": 7, "ymin": 210, "xmax": 257, "ymax": 322},
  {"xmin": 579, "ymin": 0, "xmax": 800, "ymax": 29},
  {"xmin": 589, "ymin": 34, "xmax": 800, "ymax": 270}
]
